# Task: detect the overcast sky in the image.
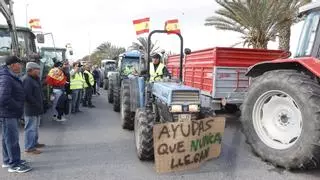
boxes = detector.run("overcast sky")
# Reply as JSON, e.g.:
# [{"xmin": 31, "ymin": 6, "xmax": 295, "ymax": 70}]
[{"xmin": 0, "ymin": 0, "xmax": 306, "ymax": 60}]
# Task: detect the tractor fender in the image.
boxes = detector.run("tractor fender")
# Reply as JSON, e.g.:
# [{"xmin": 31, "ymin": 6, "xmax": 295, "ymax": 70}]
[{"xmin": 246, "ymin": 57, "xmax": 320, "ymax": 78}]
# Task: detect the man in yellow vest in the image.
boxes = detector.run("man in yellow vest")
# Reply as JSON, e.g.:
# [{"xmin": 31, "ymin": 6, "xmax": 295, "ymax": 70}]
[
  {"xmin": 70, "ymin": 62, "xmax": 85, "ymax": 113},
  {"xmin": 149, "ymin": 53, "xmax": 170, "ymax": 82},
  {"xmin": 83, "ymin": 65, "xmax": 95, "ymax": 108}
]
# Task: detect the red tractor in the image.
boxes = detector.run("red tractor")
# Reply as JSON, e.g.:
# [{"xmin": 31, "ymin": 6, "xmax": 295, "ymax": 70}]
[{"xmin": 241, "ymin": 2, "xmax": 320, "ymax": 170}]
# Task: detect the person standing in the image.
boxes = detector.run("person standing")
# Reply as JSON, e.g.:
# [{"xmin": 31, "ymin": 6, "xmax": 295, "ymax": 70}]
[
  {"xmin": 46, "ymin": 61, "xmax": 67, "ymax": 121},
  {"xmin": 23, "ymin": 62, "xmax": 45, "ymax": 155},
  {"xmin": 70, "ymin": 62, "xmax": 84, "ymax": 113},
  {"xmin": 0, "ymin": 56, "xmax": 32, "ymax": 173},
  {"xmin": 92, "ymin": 65, "xmax": 101, "ymax": 95},
  {"xmin": 83, "ymin": 65, "xmax": 95, "ymax": 108}
]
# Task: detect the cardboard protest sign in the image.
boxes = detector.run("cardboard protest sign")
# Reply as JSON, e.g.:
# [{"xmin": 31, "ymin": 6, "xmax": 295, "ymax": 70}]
[{"xmin": 153, "ymin": 117, "xmax": 225, "ymax": 173}]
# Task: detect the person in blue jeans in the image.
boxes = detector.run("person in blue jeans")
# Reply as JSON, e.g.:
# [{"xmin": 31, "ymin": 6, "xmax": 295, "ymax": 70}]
[
  {"xmin": 23, "ymin": 62, "xmax": 45, "ymax": 155},
  {"xmin": 0, "ymin": 56, "xmax": 32, "ymax": 173},
  {"xmin": 70, "ymin": 62, "xmax": 84, "ymax": 113}
]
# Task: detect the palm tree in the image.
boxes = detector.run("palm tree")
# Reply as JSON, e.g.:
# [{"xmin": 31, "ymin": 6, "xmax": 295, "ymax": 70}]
[
  {"xmin": 84, "ymin": 42, "xmax": 126, "ymax": 65},
  {"xmin": 205, "ymin": 0, "xmax": 284, "ymax": 49},
  {"xmin": 129, "ymin": 37, "xmax": 160, "ymax": 55},
  {"xmin": 275, "ymin": 0, "xmax": 311, "ymax": 51}
]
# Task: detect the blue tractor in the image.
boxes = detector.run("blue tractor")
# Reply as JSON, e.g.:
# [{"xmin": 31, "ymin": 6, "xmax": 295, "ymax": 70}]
[
  {"xmin": 108, "ymin": 50, "xmax": 145, "ymax": 112},
  {"xmin": 122, "ymin": 30, "xmax": 206, "ymax": 160}
]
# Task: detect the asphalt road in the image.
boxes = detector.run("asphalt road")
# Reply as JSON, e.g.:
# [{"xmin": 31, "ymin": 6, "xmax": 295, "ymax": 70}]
[{"xmin": 0, "ymin": 90, "xmax": 319, "ymax": 180}]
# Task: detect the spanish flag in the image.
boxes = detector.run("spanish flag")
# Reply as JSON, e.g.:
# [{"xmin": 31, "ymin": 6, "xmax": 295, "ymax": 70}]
[
  {"xmin": 29, "ymin": 19, "xmax": 42, "ymax": 29},
  {"xmin": 46, "ymin": 67, "xmax": 67, "ymax": 87},
  {"xmin": 133, "ymin": 17, "xmax": 150, "ymax": 35},
  {"xmin": 165, "ymin": 19, "xmax": 181, "ymax": 34}
]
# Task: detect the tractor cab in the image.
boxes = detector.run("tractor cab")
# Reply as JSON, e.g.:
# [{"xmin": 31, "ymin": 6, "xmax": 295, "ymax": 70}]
[
  {"xmin": 295, "ymin": 1, "xmax": 320, "ymax": 58},
  {"xmin": 0, "ymin": 25, "xmax": 40, "ymax": 73},
  {"xmin": 118, "ymin": 50, "xmax": 144, "ymax": 77},
  {"xmin": 39, "ymin": 47, "xmax": 67, "ymax": 81}
]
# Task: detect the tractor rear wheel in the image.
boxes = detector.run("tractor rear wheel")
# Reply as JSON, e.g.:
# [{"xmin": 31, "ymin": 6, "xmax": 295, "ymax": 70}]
[
  {"xmin": 113, "ymin": 85, "xmax": 120, "ymax": 112},
  {"xmin": 121, "ymin": 79, "xmax": 133, "ymax": 130},
  {"xmin": 241, "ymin": 70, "xmax": 320, "ymax": 170},
  {"xmin": 134, "ymin": 108, "xmax": 154, "ymax": 161},
  {"xmin": 108, "ymin": 79, "xmax": 113, "ymax": 103}
]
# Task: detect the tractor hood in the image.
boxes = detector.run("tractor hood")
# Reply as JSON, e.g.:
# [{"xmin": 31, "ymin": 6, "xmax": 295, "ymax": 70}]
[{"xmin": 152, "ymin": 82, "xmax": 201, "ymax": 105}]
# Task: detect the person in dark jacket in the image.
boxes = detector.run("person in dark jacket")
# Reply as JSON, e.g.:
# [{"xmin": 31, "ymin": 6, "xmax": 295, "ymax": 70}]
[
  {"xmin": 23, "ymin": 62, "xmax": 45, "ymax": 155},
  {"xmin": 0, "ymin": 56, "xmax": 32, "ymax": 173},
  {"xmin": 92, "ymin": 65, "xmax": 100, "ymax": 95}
]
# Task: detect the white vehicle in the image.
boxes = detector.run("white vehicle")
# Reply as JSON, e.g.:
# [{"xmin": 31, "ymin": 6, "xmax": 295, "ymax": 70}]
[{"xmin": 100, "ymin": 59, "xmax": 116, "ymax": 89}]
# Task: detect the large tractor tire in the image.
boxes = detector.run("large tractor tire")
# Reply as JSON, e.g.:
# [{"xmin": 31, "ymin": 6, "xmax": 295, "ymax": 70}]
[
  {"xmin": 103, "ymin": 79, "xmax": 108, "ymax": 90},
  {"xmin": 241, "ymin": 70, "xmax": 320, "ymax": 170},
  {"xmin": 121, "ymin": 79, "xmax": 133, "ymax": 130},
  {"xmin": 113, "ymin": 85, "xmax": 120, "ymax": 112},
  {"xmin": 134, "ymin": 108, "xmax": 154, "ymax": 161},
  {"xmin": 108, "ymin": 79, "xmax": 113, "ymax": 103}
]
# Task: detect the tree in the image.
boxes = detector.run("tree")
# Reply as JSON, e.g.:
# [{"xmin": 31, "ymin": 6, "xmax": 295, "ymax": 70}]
[
  {"xmin": 275, "ymin": 0, "xmax": 311, "ymax": 51},
  {"xmin": 83, "ymin": 42, "xmax": 126, "ymax": 65},
  {"xmin": 205, "ymin": 0, "xmax": 284, "ymax": 49},
  {"xmin": 129, "ymin": 37, "xmax": 160, "ymax": 55}
]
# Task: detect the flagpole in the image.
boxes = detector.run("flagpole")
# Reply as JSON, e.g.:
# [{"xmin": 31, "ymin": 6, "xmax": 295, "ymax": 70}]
[{"xmin": 25, "ymin": 3, "xmax": 29, "ymax": 28}]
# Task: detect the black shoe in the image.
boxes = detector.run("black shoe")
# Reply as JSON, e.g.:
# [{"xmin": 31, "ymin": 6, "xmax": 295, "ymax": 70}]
[
  {"xmin": 88, "ymin": 105, "xmax": 95, "ymax": 108},
  {"xmin": 8, "ymin": 164, "xmax": 32, "ymax": 173},
  {"xmin": 83, "ymin": 104, "xmax": 88, "ymax": 107},
  {"xmin": 76, "ymin": 110, "xmax": 82, "ymax": 113}
]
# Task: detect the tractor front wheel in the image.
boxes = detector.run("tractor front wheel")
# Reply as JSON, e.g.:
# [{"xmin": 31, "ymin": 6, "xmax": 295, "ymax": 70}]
[
  {"xmin": 134, "ymin": 108, "xmax": 154, "ymax": 161},
  {"xmin": 103, "ymin": 79, "xmax": 109, "ymax": 90},
  {"xmin": 121, "ymin": 79, "xmax": 133, "ymax": 130},
  {"xmin": 113, "ymin": 85, "xmax": 120, "ymax": 112},
  {"xmin": 108, "ymin": 79, "xmax": 113, "ymax": 103},
  {"xmin": 241, "ymin": 70, "xmax": 320, "ymax": 170}
]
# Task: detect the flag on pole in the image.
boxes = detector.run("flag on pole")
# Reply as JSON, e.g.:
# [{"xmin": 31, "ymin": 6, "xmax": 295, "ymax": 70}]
[
  {"xmin": 29, "ymin": 19, "xmax": 42, "ymax": 29},
  {"xmin": 164, "ymin": 19, "xmax": 181, "ymax": 34},
  {"xmin": 133, "ymin": 17, "xmax": 150, "ymax": 35}
]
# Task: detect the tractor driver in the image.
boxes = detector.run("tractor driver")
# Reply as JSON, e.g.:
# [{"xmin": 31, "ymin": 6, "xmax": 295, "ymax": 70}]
[
  {"xmin": 123, "ymin": 64, "xmax": 138, "ymax": 76},
  {"xmin": 149, "ymin": 53, "xmax": 170, "ymax": 82}
]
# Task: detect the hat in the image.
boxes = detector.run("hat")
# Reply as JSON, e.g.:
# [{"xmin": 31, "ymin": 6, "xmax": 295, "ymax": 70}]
[
  {"xmin": 152, "ymin": 53, "xmax": 161, "ymax": 60},
  {"xmin": 4, "ymin": 56, "xmax": 22, "ymax": 65},
  {"xmin": 26, "ymin": 62, "xmax": 40, "ymax": 71}
]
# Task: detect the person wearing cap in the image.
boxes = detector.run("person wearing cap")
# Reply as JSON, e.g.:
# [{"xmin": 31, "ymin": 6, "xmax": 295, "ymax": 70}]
[
  {"xmin": 70, "ymin": 62, "xmax": 85, "ymax": 113},
  {"xmin": 149, "ymin": 53, "xmax": 171, "ymax": 82},
  {"xmin": 0, "ymin": 56, "xmax": 32, "ymax": 173},
  {"xmin": 22, "ymin": 62, "xmax": 45, "ymax": 155},
  {"xmin": 46, "ymin": 61, "xmax": 67, "ymax": 121},
  {"xmin": 83, "ymin": 65, "xmax": 95, "ymax": 108}
]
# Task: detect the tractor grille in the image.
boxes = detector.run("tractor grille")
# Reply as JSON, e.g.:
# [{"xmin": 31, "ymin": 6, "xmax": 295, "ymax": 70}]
[{"xmin": 171, "ymin": 91, "xmax": 200, "ymax": 104}]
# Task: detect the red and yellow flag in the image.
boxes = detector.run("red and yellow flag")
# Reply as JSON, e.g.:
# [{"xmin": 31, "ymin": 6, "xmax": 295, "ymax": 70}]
[
  {"xmin": 133, "ymin": 17, "xmax": 150, "ymax": 35},
  {"xmin": 164, "ymin": 19, "xmax": 181, "ymax": 34},
  {"xmin": 29, "ymin": 19, "xmax": 42, "ymax": 29}
]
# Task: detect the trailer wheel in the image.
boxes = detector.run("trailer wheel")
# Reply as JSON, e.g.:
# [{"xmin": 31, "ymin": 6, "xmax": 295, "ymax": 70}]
[
  {"xmin": 241, "ymin": 70, "xmax": 320, "ymax": 170},
  {"xmin": 121, "ymin": 79, "xmax": 133, "ymax": 130},
  {"xmin": 113, "ymin": 85, "xmax": 120, "ymax": 112},
  {"xmin": 108, "ymin": 79, "xmax": 113, "ymax": 103},
  {"xmin": 103, "ymin": 79, "xmax": 108, "ymax": 90},
  {"xmin": 134, "ymin": 108, "xmax": 154, "ymax": 161}
]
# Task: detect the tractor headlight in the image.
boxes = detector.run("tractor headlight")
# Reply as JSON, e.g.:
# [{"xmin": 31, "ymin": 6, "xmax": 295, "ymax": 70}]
[
  {"xmin": 170, "ymin": 105, "xmax": 182, "ymax": 112},
  {"xmin": 189, "ymin": 105, "xmax": 199, "ymax": 112}
]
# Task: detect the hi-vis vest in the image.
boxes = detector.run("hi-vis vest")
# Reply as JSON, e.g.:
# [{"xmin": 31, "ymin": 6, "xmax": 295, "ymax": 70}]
[
  {"xmin": 84, "ymin": 70, "xmax": 95, "ymax": 88},
  {"xmin": 149, "ymin": 63, "xmax": 164, "ymax": 82},
  {"xmin": 70, "ymin": 72, "xmax": 84, "ymax": 90}
]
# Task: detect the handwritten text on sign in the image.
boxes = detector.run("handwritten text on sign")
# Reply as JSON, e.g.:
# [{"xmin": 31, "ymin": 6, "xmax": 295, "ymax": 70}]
[{"xmin": 153, "ymin": 117, "xmax": 225, "ymax": 173}]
